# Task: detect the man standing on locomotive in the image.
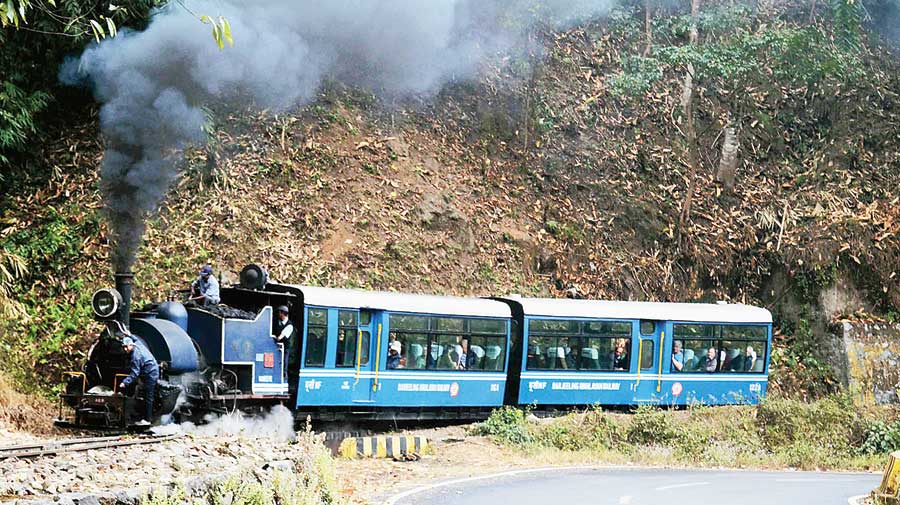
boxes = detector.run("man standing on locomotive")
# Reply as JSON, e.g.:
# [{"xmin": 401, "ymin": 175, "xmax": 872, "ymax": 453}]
[
  {"xmin": 118, "ymin": 336, "xmax": 160, "ymax": 426},
  {"xmin": 189, "ymin": 264, "xmax": 220, "ymax": 306},
  {"xmin": 272, "ymin": 305, "xmax": 294, "ymax": 345},
  {"xmin": 272, "ymin": 305, "xmax": 295, "ymax": 377}
]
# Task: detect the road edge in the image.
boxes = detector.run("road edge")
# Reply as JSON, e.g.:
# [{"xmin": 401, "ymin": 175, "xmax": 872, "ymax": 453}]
[
  {"xmin": 381, "ymin": 465, "xmax": 595, "ymax": 505},
  {"xmin": 381, "ymin": 466, "xmax": 879, "ymax": 505}
]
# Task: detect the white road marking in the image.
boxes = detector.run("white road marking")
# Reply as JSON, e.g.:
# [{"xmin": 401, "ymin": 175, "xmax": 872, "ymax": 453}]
[
  {"xmin": 655, "ymin": 481, "xmax": 710, "ymax": 491},
  {"xmin": 775, "ymin": 478, "xmax": 867, "ymax": 483},
  {"xmin": 381, "ymin": 465, "xmax": 602, "ymax": 505}
]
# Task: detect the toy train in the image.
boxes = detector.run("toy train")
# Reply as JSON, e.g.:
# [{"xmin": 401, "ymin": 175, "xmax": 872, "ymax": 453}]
[{"xmin": 56, "ymin": 265, "xmax": 773, "ymax": 428}]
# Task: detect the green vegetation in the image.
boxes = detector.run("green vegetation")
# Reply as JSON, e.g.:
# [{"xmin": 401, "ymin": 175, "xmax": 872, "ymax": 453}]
[{"xmin": 474, "ymin": 395, "xmax": 893, "ymax": 470}]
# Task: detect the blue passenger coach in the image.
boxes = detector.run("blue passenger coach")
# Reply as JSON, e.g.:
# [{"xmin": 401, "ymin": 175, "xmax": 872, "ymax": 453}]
[
  {"xmin": 497, "ymin": 297, "xmax": 773, "ymax": 407},
  {"xmin": 289, "ymin": 286, "xmax": 512, "ymax": 419}
]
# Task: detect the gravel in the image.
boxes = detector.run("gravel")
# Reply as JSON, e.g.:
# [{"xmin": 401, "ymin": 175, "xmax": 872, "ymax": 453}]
[{"xmin": 0, "ymin": 406, "xmax": 316, "ymax": 504}]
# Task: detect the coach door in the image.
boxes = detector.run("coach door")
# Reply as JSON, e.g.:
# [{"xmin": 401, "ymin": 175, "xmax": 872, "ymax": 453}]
[
  {"xmin": 340, "ymin": 309, "xmax": 374, "ymax": 403},
  {"xmin": 633, "ymin": 319, "xmax": 664, "ymax": 402}
]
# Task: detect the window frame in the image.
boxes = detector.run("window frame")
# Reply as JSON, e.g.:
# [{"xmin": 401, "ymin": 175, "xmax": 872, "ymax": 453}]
[
  {"xmin": 525, "ymin": 317, "xmax": 634, "ymax": 372},
  {"xmin": 386, "ymin": 313, "xmax": 509, "ymax": 372},
  {"xmin": 303, "ymin": 308, "xmax": 328, "ymax": 368},
  {"xmin": 671, "ymin": 323, "xmax": 769, "ymax": 374}
]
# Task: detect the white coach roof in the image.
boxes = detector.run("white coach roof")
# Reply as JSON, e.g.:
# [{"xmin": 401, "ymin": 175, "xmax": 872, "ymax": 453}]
[
  {"xmin": 289, "ymin": 285, "xmax": 511, "ymax": 318},
  {"xmin": 503, "ymin": 296, "xmax": 772, "ymax": 324}
]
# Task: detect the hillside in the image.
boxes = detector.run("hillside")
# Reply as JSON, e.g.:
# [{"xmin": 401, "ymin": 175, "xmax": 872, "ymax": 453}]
[{"xmin": 1, "ymin": 0, "xmax": 899, "ymax": 398}]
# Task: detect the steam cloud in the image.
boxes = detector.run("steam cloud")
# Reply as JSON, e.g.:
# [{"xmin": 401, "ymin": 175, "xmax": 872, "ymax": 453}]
[
  {"xmin": 63, "ymin": 0, "xmax": 613, "ymax": 271},
  {"xmin": 152, "ymin": 404, "xmax": 297, "ymax": 439}
]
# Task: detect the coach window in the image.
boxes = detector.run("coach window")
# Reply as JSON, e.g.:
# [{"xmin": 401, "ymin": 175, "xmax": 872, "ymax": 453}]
[
  {"xmin": 640, "ymin": 340, "xmax": 655, "ymax": 369},
  {"xmin": 468, "ymin": 319, "xmax": 506, "ymax": 371},
  {"xmin": 640, "ymin": 320, "xmax": 656, "ymax": 335},
  {"xmin": 721, "ymin": 325, "xmax": 767, "ymax": 373},
  {"xmin": 337, "ymin": 310, "xmax": 368, "ymax": 367},
  {"xmin": 584, "ymin": 321, "xmax": 632, "ymax": 372},
  {"xmin": 304, "ymin": 308, "xmax": 328, "ymax": 367}
]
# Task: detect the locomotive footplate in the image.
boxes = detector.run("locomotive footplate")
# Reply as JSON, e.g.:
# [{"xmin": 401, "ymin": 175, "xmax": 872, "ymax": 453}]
[{"xmin": 56, "ymin": 392, "xmax": 136, "ymax": 429}]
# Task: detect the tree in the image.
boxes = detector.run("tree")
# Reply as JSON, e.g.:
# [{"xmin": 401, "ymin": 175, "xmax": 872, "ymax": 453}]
[
  {"xmin": 0, "ymin": 0, "xmax": 230, "ymax": 184},
  {"xmin": 610, "ymin": 1, "xmax": 863, "ymax": 240}
]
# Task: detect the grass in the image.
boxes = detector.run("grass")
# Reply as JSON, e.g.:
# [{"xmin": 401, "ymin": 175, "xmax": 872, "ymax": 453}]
[{"xmin": 472, "ymin": 395, "xmax": 898, "ymax": 472}]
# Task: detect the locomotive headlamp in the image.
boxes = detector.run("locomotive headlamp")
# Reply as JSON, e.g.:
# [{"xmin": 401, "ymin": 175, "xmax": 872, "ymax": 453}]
[
  {"xmin": 239, "ymin": 264, "xmax": 268, "ymax": 290},
  {"xmin": 91, "ymin": 288, "xmax": 123, "ymax": 320}
]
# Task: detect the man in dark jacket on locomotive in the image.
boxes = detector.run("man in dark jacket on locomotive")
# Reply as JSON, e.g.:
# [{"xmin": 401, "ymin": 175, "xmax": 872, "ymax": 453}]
[{"xmin": 118, "ymin": 336, "xmax": 160, "ymax": 426}]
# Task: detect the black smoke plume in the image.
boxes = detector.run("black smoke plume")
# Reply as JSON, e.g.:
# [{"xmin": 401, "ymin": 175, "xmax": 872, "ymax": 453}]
[{"xmin": 63, "ymin": 0, "xmax": 613, "ymax": 272}]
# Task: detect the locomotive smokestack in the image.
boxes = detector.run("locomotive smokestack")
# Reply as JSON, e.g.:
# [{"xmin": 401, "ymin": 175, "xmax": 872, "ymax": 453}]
[{"xmin": 114, "ymin": 272, "xmax": 134, "ymax": 329}]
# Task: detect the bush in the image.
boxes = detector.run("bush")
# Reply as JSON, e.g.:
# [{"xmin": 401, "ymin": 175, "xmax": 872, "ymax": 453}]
[
  {"xmin": 756, "ymin": 393, "xmax": 862, "ymax": 456},
  {"xmin": 472, "ymin": 407, "xmax": 533, "ymax": 446},
  {"xmin": 859, "ymin": 420, "xmax": 900, "ymax": 455},
  {"xmin": 533, "ymin": 419, "xmax": 593, "ymax": 451},
  {"xmin": 583, "ymin": 407, "xmax": 627, "ymax": 450},
  {"xmin": 626, "ymin": 406, "xmax": 676, "ymax": 445}
]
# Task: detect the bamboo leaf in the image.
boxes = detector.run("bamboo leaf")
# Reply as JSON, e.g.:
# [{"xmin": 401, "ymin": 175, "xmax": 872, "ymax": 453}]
[
  {"xmin": 89, "ymin": 18, "xmax": 105, "ymax": 41},
  {"xmin": 6, "ymin": 0, "xmax": 15, "ymax": 24},
  {"xmin": 199, "ymin": 14, "xmax": 211, "ymax": 24},
  {"xmin": 212, "ymin": 23, "xmax": 223, "ymax": 49},
  {"xmin": 219, "ymin": 16, "xmax": 233, "ymax": 47},
  {"xmin": 105, "ymin": 16, "xmax": 117, "ymax": 37},
  {"xmin": 17, "ymin": 0, "xmax": 26, "ymax": 23},
  {"xmin": 47, "ymin": 0, "xmax": 55, "ymax": 6}
]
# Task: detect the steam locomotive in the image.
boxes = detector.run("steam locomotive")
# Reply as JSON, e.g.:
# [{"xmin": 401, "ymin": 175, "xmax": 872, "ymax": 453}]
[{"xmin": 57, "ymin": 264, "xmax": 773, "ymax": 429}]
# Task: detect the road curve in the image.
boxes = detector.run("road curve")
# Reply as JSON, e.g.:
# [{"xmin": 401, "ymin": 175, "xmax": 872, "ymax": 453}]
[{"xmin": 385, "ymin": 467, "xmax": 878, "ymax": 505}]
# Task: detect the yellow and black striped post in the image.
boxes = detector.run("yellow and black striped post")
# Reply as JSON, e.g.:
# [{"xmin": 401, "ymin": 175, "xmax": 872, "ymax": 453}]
[
  {"xmin": 338, "ymin": 435, "xmax": 428, "ymax": 459},
  {"xmin": 877, "ymin": 450, "xmax": 900, "ymax": 504}
]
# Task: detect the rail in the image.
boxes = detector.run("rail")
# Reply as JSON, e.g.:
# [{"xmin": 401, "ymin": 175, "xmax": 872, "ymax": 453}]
[{"xmin": 0, "ymin": 434, "xmax": 182, "ymax": 460}]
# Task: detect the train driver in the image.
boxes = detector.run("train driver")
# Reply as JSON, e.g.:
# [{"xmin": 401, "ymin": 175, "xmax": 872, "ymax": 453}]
[
  {"xmin": 272, "ymin": 305, "xmax": 294, "ymax": 345},
  {"xmin": 118, "ymin": 336, "xmax": 160, "ymax": 427},
  {"xmin": 189, "ymin": 264, "xmax": 220, "ymax": 306}
]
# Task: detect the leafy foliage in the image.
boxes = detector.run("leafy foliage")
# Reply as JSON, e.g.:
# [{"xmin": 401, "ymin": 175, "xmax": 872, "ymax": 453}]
[
  {"xmin": 0, "ymin": 82, "xmax": 49, "ymax": 168},
  {"xmin": 472, "ymin": 406, "xmax": 534, "ymax": 445},
  {"xmin": 859, "ymin": 420, "xmax": 900, "ymax": 455},
  {"xmin": 626, "ymin": 405, "xmax": 676, "ymax": 445},
  {"xmin": 0, "ymin": 248, "xmax": 27, "ymax": 319}
]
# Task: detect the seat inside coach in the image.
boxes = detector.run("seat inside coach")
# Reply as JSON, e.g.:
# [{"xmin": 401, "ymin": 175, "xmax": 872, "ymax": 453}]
[
  {"xmin": 471, "ymin": 345, "xmax": 485, "ymax": 368},
  {"xmin": 483, "ymin": 345, "xmax": 502, "ymax": 370},
  {"xmin": 581, "ymin": 347, "xmax": 600, "ymax": 369}
]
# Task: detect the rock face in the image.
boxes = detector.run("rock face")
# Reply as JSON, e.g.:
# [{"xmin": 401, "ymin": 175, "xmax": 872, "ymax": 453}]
[
  {"xmin": 0, "ymin": 411, "xmax": 331, "ymax": 504},
  {"xmin": 840, "ymin": 321, "xmax": 900, "ymax": 405},
  {"xmin": 415, "ymin": 193, "xmax": 466, "ymax": 231}
]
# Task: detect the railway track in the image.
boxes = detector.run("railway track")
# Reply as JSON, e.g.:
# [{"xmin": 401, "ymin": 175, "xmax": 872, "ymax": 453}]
[{"xmin": 0, "ymin": 434, "xmax": 182, "ymax": 460}]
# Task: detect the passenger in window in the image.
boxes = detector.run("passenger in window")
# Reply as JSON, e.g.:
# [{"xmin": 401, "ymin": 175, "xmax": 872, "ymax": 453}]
[
  {"xmin": 742, "ymin": 346, "xmax": 757, "ymax": 372},
  {"xmin": 671, "ymin": 340, "xmax": 684, "ymax": 372},
  {"xmin": 426, "ymin": 343, "xmax": 437, "ymax": 369},
  {"xmin": 386, "ymin": 340, "xmax": 402, "ymax": 369},
  {"xmin": 701, "ymin": 347, "xmax": 718, "ymax": 373},
  {"xmin": 527, "ymin": 344, "xmax": 544, "ymax": 369},
  {"xmin": 437, "ymin": 345, "xmax": 456, "ymax": 369},
  {"xmin": 409, "ymin": 343, "xmax": 425, "ymax": 369},
  {"xmin": 610, "ymin": 339, "xmax": 629, "ymax": 370},
  {"xmin": 456, "ymin": 338, "xmax": 473, "ymax": 370},
  {"xmin": 566, "ymin": 342, "xmax": 581, "ymax": 370}
]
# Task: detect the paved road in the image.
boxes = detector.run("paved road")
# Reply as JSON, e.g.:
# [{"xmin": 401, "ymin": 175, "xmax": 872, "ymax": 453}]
[{"xmin": 387, "ymin": 467, "xmax": 879, "ymax": 505}]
